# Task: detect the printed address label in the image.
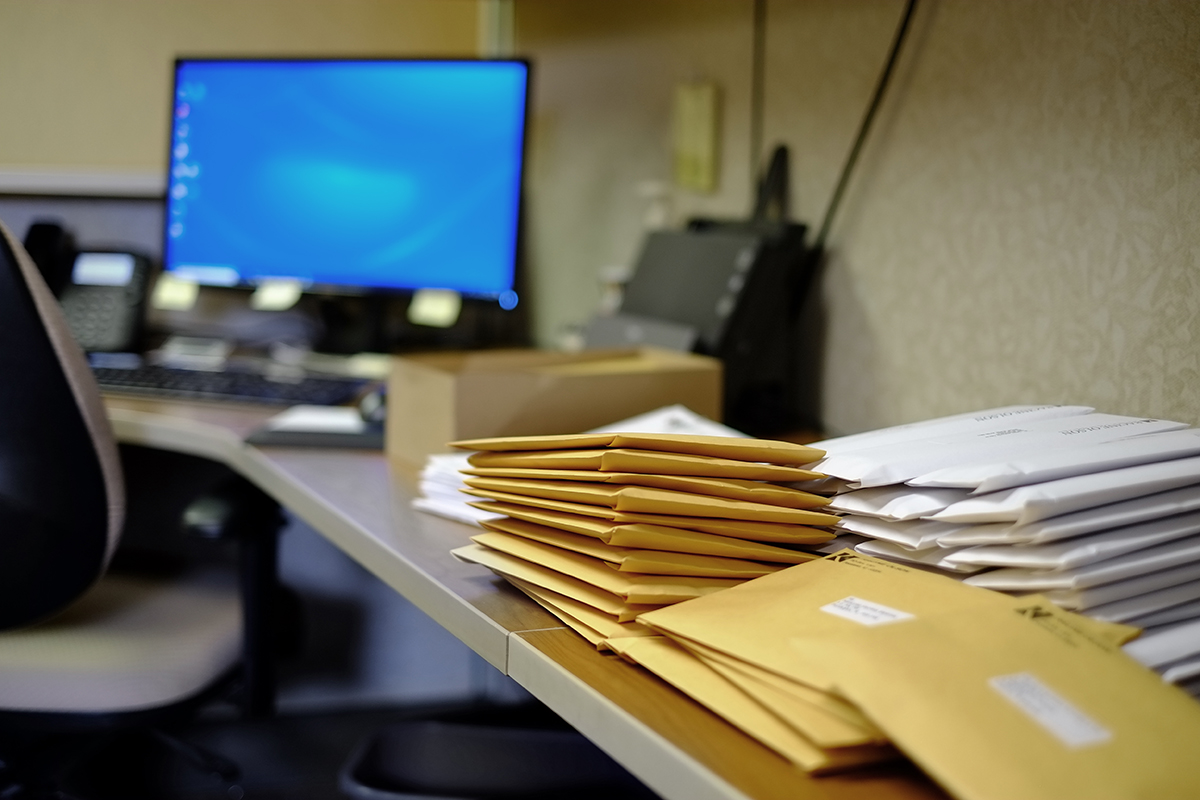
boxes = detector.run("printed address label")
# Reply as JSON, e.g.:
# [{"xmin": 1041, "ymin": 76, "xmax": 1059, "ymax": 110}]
[
  {"xmin": 820, "ymin": 596, "xmax": 914, "ymax": 626},
  {"xmin": 989, "ymin": 672, "xmax": 1111, "ymax": 749}
]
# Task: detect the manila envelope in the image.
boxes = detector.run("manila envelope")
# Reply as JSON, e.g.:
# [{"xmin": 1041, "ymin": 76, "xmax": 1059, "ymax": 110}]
[
  {"xmin": 451, "ymin": 543, "xmax": 661, "ymax": 621},
  {"xmin": 795, "ymin": 600, "xmax": 1200, "ymax": 800},
  {"xmin": 609, "ymin": 635, "xmax": 897, "ymax": 774},
  {"xmin": 470, "ymin": 531, "xmax": 745, "ymax": 604},
  {"xmin": 469, "ymin": 501, "xmax": 823, "ymax": 563},
  {"xmin": 462, "ymin": 489, "xmax": 838, "ymax": 539},
  {"xmin": 452, "ymin": 431, "xmax": 824, "ymax": 465},
  {"xmin": 506, "ymin": 576, "xmax": 655, "ymax": 648},
  {"xmin": 467, "ymin": 448, "xmax": 822, "ymax": 482},
  {"xmin": 479, "ymin": 516, "xmax": 782, "ymax": 579},
  {"xmin": 674, "ymin": 637, "xmax": 886, "ymax": 749},
  {"xmin": 462, "ymin": 476, "xmax": 834, "ymax": 525},
  {"xmin": 638, "ymin": 551, "xmax": 1036, "ymax": 693},
  {"xmin": 462, "ymin": 467, "xmax": 831, "ymax": 508}
]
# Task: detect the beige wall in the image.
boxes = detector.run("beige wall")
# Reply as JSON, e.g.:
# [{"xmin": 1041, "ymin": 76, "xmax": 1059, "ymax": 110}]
[
  {"xmin": 0, "ymin": 0, "xmax": 478, "ymax": 170},
  {"xmin": 516, "ymin": 0, "xmax": 1200, "ymax": 433}
]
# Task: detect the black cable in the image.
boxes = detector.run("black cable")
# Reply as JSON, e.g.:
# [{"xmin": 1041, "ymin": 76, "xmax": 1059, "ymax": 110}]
[
  {"xmin": 749, "ymin": 0, "xmax": 767, "ymax": 188},
  {"xmin": 814, "ymin": 0, "xmax": 919, "ymax": 251}
]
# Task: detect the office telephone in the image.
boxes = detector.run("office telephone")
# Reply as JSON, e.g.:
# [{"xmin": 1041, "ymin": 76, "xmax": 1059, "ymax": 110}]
[{"xmin": 23, "ymin": 222, "xmax": 151, "ymax": 353}]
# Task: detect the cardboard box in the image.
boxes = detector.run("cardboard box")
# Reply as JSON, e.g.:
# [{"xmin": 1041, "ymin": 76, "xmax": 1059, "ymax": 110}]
[{"xmin": 386, "ymin": 347, "xmax": 722, "ymax": 464}]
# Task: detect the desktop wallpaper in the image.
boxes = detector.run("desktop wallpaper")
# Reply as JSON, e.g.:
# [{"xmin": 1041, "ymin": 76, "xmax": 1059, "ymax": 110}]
[{"xmin": 166, "ymin": 59, "xmax": 527, "ymax": 295}]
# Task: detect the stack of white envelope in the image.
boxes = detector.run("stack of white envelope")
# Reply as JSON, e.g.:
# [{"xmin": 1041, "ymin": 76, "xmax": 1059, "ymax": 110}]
[
  {"xmin": 808, "ymin": 405, "xmax": 1200, "ymax": 697},
  {"xmin": 447, "ymin": 431, "xmax": 842, "ymax": 649}
]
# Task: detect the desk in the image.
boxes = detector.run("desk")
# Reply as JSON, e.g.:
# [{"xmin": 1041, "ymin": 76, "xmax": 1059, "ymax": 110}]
[{"xmin": 104, "ymin": 395, "xmax": 948, "ymax": 800}]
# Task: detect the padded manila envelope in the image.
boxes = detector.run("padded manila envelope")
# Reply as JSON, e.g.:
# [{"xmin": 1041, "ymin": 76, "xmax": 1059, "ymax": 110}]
[
  {"xmin": 506, "ymin": 576, "xmax": 655, "ymax": 645},
  {"xmin": 470, "ymin": 531, "xmax": 745, "ymax": 604},
  {"xmin": 638, "ymin": 552, "xmax": 1089, "ymax": 695},
  {"xmin": 461, "ymin": 467, "xmax": 831, "ymax": 508},
  {"xmin": 792, "ymin": 599, "xmax": 1200, "ymax": 800},
  {"xmin": 468, "ymin": 501, "xmax": 822, "ymax": 563},
  {"xmin": 466, "ymin": 448, "xmax": 821, "ymax": 482},
  {"xmin": 608, "ymin": 635, "xmax": 898, "ymax": 774},
  {"xmin": 478, "ymin": 516, "xmax": 783, "ymax": 579},
  {"xmin": 462, "ymin": 476, "xmax": 833, "ymax": 524},
  {"xmin": 461, "ymin": 489, "xmax": 839, "ymax": 539},
  {"xmin": 450, "ymin": 543, "xmax": 660, "ymax": 622},
  {"xmin": 451, "ymin": 431, "xmax": 825, "ymax": 465}
]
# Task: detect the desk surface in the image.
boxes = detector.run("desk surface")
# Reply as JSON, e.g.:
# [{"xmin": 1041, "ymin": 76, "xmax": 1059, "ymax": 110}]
[{"xmin": 104, "ymin": 394, "xmax": 948, "ymax": 800}]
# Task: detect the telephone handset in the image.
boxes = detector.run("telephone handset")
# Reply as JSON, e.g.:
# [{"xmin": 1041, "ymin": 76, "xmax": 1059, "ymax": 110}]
[{"xmin": 23, "ymin": 221, "xmax": 151, "ymax": 353}]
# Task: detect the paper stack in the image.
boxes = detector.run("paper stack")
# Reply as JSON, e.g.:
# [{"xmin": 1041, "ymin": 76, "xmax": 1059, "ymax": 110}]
[
  {"xmin": 624, "ymin": 550, "xmax": 1200, "ymax": 798},
  {"xmin": 448, "ymin": 431, "xmax": 839, "ymax": 649},
  {"xmin": 808, "ymin": 405, "xmax": 1200, "ymax": 697}
]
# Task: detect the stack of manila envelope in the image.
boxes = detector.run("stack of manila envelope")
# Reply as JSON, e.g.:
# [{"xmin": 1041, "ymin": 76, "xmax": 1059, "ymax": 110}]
[
  {"xmin": 449, "ymin": 431, "xmax": 838, "ymax": 649},
  {"xmin": 627, "ymin": 550, "xmax": 1200, "ymax": 798},
  {"xmin": 808, "ymin": 405, "xmax": 1200, "ymax": 697}
]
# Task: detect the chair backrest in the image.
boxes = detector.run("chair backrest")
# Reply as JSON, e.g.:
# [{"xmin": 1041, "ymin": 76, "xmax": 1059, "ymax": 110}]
[{"xmin": 0, "ymin": 219, "xmax": 124, "ymax": 629}]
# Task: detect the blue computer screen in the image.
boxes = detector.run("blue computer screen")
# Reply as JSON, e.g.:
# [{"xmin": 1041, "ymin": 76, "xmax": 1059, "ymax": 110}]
[{"xmin": 165, "ymin": 59, "xmax": 528, "ymax": 297}]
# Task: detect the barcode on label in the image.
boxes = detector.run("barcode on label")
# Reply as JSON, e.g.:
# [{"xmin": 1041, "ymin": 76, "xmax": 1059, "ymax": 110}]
[
  {"xmin": 820, "ymin": 596, "xmax": 914, "ymax": 626},
  {"xmin": 989, "ymin": 672, "xmax": 1111, "ymax": 749}
]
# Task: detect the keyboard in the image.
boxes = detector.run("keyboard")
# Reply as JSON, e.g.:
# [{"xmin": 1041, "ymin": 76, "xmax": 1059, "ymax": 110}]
[{"xmin": 92, "ymin": 364, "xmax": 370, "ymax": 406}]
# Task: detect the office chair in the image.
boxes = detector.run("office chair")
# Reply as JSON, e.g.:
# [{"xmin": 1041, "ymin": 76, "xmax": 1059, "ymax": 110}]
[{"xmin": 0, "ymin": 219, "xmax": 285, "ymax": 796}]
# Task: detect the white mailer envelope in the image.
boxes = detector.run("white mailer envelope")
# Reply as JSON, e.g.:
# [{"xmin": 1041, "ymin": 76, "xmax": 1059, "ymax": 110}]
[
  {"xmin": 819, "ymin": 413, "xmax": 1182, "ymax": 488},
  {"xmin": 826, "ymin": 485, "xmax": 970, "ymax": 520},
  {"xmin": 931, "ymin": 455, "xmax": 1200, "ymax": 525},
  {"xmin": 911, "ymin": 426, "xmax": 1200, "ymax": 493},
  {"xmin": 1088, "ymin": 580, "xmax": 1200, "ymax": 623},
  {"xmin": 964, "ymin": 534, "xmax": 1200, "ymax": 591},
  {"xmin": 809, "ymin": 405, "xmax": 1093, "ymax": 457},
  {"xmin": 853, "ymin": 540, "xmax": 981, "ymax": 573},
  {"xmin": 935, "ymin": 483, "xmax": 1200, "ymax": 546},
  {"xmin": 1044, "ymin": 559, "xmax": 1200, "ymax": 610},
  {"xmin": 1123, "ymin": 618, "xmax": 1200, "ymax": 670},
  {"xmin": 1127, "ymin": 597, "xmax": 1200, "ymax": 629},
  {"xmin": 946, "ymin": 509, "xmax": 1200, "ymax": 569},
  {"xmin": 836, "ymin": 516, "xmax": 969, "ymax": 550}
]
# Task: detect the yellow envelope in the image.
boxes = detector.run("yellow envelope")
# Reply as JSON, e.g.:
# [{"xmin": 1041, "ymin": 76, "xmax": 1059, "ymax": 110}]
[
  {"xmin": 468, "ymin": 501, "xmax": 821, "ymax": 563},
  {"xmin": 479, "ymin": 516, "xmax": 782, "ymax": 579},
  {"xmin": 612, "ymin": 510, "xmax": 836, "ymax": 543},
  {"xmin": 639, "ymin": 551, "xmax": 1030, "ymax": 694},
  {"xmin": 463, "ymin": 476, "xmax": 835, "ymax": 525},
  {"xmin": 674, "ymin": 637, "xmax": 886, "ymax": 749},
  {"xmin": 470, "ymin": 531, "xmax": 745, "ymax": 604},
  {"xmin": 798, "ymin": 600, "xmax": 1200, "ymax": 800},
  {"xmin": 462, "ymin": 468, "xmax": 831, "ymax": 508},
  {"xmin": 451, "ymin": 543, "xmax": 661, "ymax": 621},
  {"xmin": 507, "ymin": 576, "xmax": 655, "ymax": 648},
  {"xmin": 609, "ymin": 635, "xmax": 898, "ymax": 774},
  {"xmin": 452, "ymin": 431, "xmax": 824, "ymax": 465},
  {"xmin": 463, "ymin": 490, "xmax": 838, "ymax": 539},
  {"xmin": 467, "ymin": 448, "xmax": 822, "ymax": 482}
]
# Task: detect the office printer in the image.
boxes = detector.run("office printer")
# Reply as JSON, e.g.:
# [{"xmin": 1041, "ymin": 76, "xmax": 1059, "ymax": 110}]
[{"xmin": 585, "ymin": 219, "xmax": 819, "ymax": 436}]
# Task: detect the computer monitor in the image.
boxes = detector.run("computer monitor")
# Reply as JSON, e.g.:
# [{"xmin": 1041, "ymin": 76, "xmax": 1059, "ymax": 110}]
[{"xmin": 164, "ymin": 58, "xmax": 529, "ymax": 305}]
